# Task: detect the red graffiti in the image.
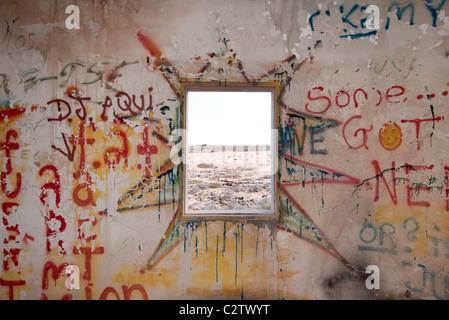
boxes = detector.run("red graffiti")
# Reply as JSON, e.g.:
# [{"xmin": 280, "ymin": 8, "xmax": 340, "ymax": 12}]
[
  {"xmin": 22, "ymin": 233, "xmax": 34, "ymax": 246},
  {"xmin": 70, "ymin": 122, "xmax": 95, "ymax": 171},
  {"xmin": 41, "ymin": 247, "xmax": 104, "ymax": 300},
  {"xmin": 45, "ymin": 211, "xmax": 67, "ymax": 253},
  {"xmin": 0, "ymin": 171, "xmax": 21, "ymax": 199},
  {"xmin": 41, "ymin": 293, "xmax": 72, "ymax": 300},
  {"xmin": 72, "ymin": 246, "xmax": 104, "ymax": 300},
  {"xmin": 2, "ymin": 202, "xmax": 18, "ymax": 215},
  {"xmin": 335, "ymin": 90, "xmax": 351, "ymax": 108},
  {"xmin": 305, "ymin": 86, "xmax": 331, "ymax": 114},
  {"xmin": 342, "ymin": 115, "xmax": 373, "ymax": 150},
  {"xmin": 51, "ymin": 132, "xmax": 76, "ymax": 162},
  {"xmin": 41, "ymin": 261, "xmax": 72, "ymax": 300},
  {"xmin": 39, "ymin": 165, "xmax": 66, "ymax": 254},
  {"xmin": 41, "ymin": 261, "xmax": 69, "ymax": 290},
  {"xmin": 69, "ymin": 91, "xmax": 90, "ymax": 121},
  {"xmin": 114, "ymin": 87, "xmax": 153, "ymax": 117},
  {"xmin": 137, "ymin": 31, "xmax": 163, "ymax": 63},
  {"xmin": 0, "ymin": 130, "xmax": 22, "ymax": 198},
  {"xmin": 386, "ymin": 85, "xmax": 407, "ymax": 104},
  {"xmin": 46, "ymin": 99, "xmax": 71, "ymax": 122},
  {"xmin": 0, "ymin": 278, "xmax": 26, "ymax": 300},
  {"xmin": 72, "ymin": 246, "xmax": 104, "ymax": 282},
  {"xmin": 445, "ymin": 166, "xmax": 449, "ymax": 211},
  {"xmin": 47, "ymin": 90, "xmax": 90, "ymax": 122},
  {"xmin": 353, "ymin": 88, "xmax": 369, "ymax": 107},
  {"xmin": 342, "ymin": 115, "xmax": 442, "ymax": 152},
  {"xmin": 104, "ymin": 129, "xmax": 129, "ymax": 168},
  {"xmin": 39, "ymin": 165, "xmax": 61, "ymax": 208},
  {"xmin": 99, "ymin": 284, "xmax": 148, "ymax": 300},
  {"xmin": 304, "ymin": 85, "xmax": 406, "ymax": 114},
  {"xmin": 72, "ymin": 172, "xmax": 96, "ymax": 207},
  {"xmin": 0, "ymin": 129, "xmax": 23, "ymax": 272},
  {"xmin": 77, "ymin": 216, "xmax": 97, "ymax": 243},
  {"xmin": 0, "ymin": 107, "xmax": 26, "ymax": 122},
  {"xmin": 99, "ymin": 286, "xmax": 120, "ymax": 300},
  {"xmin": 371, "ymin": 160, "xmax": 398, "ymax": 205},
  {"xmin": 2, "ymin": 248, "xmax": 21, "ymax": 272},
  {"xmin": 47, "ymin": 87, "xmax": 153, "ymax": 123},
  {"xmin": 369, "ymin": 161, "xmax": 443, "ymax": 208},
  {"xmin": 0, "ymin": 130, "xmax": 19, "ymax": 174},
  {"xmin": 4, "ymin": 223, "xmax": 19, "ymax": 243},
  {"xmin": 400, "ymin": 117, "xmax": 442, "ymax": 151},
  {"xmin": 137, "ymin": 126, "xmax": 159, "ymax": 176},
  {"xmin": 55, "ymin": 122, "xmax": 97, "ymax": 207}
]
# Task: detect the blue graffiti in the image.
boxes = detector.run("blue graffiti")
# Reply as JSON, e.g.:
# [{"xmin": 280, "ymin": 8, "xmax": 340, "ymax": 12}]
[
  {"xmin": 308, "ymin": 1, "xmax": 448, "ymax": 40},
  {"xmin": 425, "ymin": 0, "xmax": 447, "ymax": 27},
  {"xmin": 279, "ymin": 112, "xmax": 339, "ymax": 157},
  {"xmin": 385, "ymin": 2, "xmax": 415, "ymax": 30},
  {"xmin": 340, "ymin": 4, "xmax": 360, "ymax": 29}
]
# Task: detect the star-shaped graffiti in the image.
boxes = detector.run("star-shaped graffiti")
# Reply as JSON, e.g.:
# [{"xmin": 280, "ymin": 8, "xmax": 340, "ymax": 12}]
[{"xmin": 127, "ymin": 31, "xmax": 361, "ymax": 270}]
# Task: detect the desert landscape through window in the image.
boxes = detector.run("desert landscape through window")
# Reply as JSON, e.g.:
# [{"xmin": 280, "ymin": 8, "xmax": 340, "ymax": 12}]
[{"xmin": 186, "ymin": 144, "xmax": 273, "ymax": 212}]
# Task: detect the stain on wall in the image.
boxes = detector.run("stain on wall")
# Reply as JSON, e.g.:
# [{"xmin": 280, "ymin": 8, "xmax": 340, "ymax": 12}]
[{"xmin": 0, "ymin": 0, "xmax": 448, "ymax": 300}]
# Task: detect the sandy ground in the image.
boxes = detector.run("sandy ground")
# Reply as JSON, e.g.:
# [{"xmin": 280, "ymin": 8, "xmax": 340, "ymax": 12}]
[{"xmin": 186, "ymin": 145, "xmax": 273, "ymax": 211}]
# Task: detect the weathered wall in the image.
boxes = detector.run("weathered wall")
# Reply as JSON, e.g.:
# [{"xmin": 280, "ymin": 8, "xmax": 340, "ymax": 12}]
[{"xmin": 0, "ymin": 0, "xmax": 448, "ymax": 300}]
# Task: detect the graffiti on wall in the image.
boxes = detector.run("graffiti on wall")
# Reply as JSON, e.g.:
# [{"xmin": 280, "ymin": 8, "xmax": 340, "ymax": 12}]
[
  {"xmin": 0, "ymin": 1, "xmax": 448, "ymax": 300},
  {"xmin": 306, "ymin": 0, "xmax": 447, "ymax": 39}
]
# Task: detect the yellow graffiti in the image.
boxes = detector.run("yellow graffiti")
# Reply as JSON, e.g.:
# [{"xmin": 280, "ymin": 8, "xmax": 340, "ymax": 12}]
[
  {"xmin": 375, "ymin": 204, "xmax": 449, "ymax": 258},
  {"xmin": 379, "ymin": 122, "xmax": 402, "ymax": 151}
]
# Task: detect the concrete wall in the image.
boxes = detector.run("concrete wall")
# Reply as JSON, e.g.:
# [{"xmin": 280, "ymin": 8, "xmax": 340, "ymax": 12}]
[{"xmin": 0, "ymin": 0, "xmax": 448, "ymax": 300}]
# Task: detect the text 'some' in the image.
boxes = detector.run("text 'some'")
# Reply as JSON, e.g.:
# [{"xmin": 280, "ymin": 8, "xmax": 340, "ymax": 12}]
[{"xmin": 184, "ymin": 88, "xmax": 276, "ymax": 217}]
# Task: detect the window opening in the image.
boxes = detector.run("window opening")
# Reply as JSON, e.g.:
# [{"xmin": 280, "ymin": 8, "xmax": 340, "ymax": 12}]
[{"xmin": 184, "ymin": 87, "xmax": 277, "ymax": 217}]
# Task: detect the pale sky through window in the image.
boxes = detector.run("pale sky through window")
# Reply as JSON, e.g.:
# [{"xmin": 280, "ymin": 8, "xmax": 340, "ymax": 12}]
[{"xmin": 187, "ymin": 91, "xmax": 272, "ymax": 146}]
